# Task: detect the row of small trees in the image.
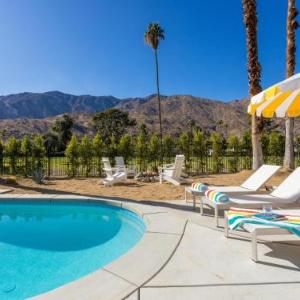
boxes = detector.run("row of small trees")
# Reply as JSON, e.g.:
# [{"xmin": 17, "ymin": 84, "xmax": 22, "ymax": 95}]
[
  {"xmin": 64, "ymin": 129, "xmax": 298, "ymax": 176},
  {"xmin": 0, "ymin": 136, "xmax": 45, "ymax": 176},
  {"xmin": 0, "ymin": 129, "xmax": 299, "ymax": 177}
]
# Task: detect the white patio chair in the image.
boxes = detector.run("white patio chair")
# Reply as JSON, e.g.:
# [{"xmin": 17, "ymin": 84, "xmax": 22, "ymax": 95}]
[
  {"xmin": 159, "ymin": 155, "xmax": 187, "ymax": 186},
  {"xmin": 201, "ymin": 167, "xmax": 300, "ymax": 227},
  {"xmin": 115, "ymin": 156, "xmax": 135, "ymax": 177},
  {"xmin": 101, "ymin": 157, "xmax": 127, "ymax": 186}
]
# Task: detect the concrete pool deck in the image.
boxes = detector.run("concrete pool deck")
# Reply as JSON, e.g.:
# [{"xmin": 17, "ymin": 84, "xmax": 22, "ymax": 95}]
[{"xmin": 0, "ymin": 195, "xmax": 300, "ymax": 299}]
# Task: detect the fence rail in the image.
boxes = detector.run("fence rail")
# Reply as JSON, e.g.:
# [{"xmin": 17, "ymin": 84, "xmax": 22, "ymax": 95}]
[{"xmin": 1, "ymin": 154, "xmax": 300, "ymax": 178}]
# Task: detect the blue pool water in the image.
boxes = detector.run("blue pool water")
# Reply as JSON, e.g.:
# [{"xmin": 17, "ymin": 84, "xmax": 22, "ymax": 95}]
[{"xmin": 0, "ymin": 200, "xmax": 146, "ymax": 299}]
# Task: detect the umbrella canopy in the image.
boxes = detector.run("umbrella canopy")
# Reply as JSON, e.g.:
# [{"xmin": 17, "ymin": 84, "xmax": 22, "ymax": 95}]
[{"xmin": 248, "ymin": 73, "xmax": 300, "ymax": 118}]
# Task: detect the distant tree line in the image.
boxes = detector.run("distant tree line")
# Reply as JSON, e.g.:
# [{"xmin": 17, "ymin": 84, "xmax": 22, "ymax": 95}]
[{"xmin": 0, "ymin": 109, "xmax": 299, "ymax": 178}]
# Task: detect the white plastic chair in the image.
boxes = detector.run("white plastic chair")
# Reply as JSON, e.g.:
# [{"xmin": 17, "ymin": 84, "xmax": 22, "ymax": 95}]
[
  {"xmin": 101, "ymin": 157, "xmax": 127, "ymax": 186},
  {"xmin": 159, "ymin": 155, "xmax": 187, "ymax": 186},
  {"xmin": 115, "ymin": 156, "xmax": 136, "ymax": 177}
]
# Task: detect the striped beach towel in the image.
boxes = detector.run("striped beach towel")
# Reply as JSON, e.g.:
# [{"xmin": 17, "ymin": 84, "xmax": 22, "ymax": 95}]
[
  {"xmin": 191, "ymin": 182, "xmax": 208, "ymax": 192},
  {"xmin": 227, "ymin": 208, "xmax": 300, "ymax": 237},
  {"xmin": 205, "ymin": 189, "xmax": 229, "ymax": 203}
]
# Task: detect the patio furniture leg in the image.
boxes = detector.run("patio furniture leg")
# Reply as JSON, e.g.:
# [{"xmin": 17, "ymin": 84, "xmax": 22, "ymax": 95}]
[
  {"xmin": 215, "ymin": 206, "xmax": 219, "ymax": 227},
  {"xmin": 193, "ymin": 194, "xmax": 196, "ymax": 210},
  {"xmin": 252, "ymin": 230, "xmax": 258, "ymax": 262},
  {"xmin": 200, "ymin": 197, "xmax": 204, "ymax": 215},
  {"xmin": 224, "ymin": 212, "xmax": 229, "ymax": 238}
]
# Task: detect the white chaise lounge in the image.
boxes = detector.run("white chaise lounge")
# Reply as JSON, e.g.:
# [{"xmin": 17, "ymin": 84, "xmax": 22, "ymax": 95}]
[
  {"xmin": 159, "ymin": 155, "xmax": 187, "ymax": 186},
  {"xmin": 225, "ymin": 209, "xmax": 300, "ymax": 262},
  {"xmin": 186, "ymin": 164, "xmax": 281, "ymax": 208},
  {"xmin": 101, "ymin": 157, "xmax": 127, "ymax": 186},
  {"xmin": 201, "ymin": 167, "xmax": 300, "ymax": 227}
]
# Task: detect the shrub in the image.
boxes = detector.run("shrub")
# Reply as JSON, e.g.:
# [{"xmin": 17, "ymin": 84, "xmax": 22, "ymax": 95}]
[
  {"xmin": 32, "ymin": 135, "xmax": 46, "ymax": 171},
  {"xmin": 135, "ymin": 125, "xmax": 148, "ymax": 172},
  {"xmin": 107, "ymin": 136, "xmax": 118, "ymax": 162},
  {"xmin": 227, "ymin": 134, "xmax": 239, "ymax": 173},
  {"xmin": 148, "ymin": 134, "xmax": 160, "ymax": 170},
  {"xmin": 79, "ymin": 135, "xmax": 92, "ymax": 177},
  {"xmin": 92, "ymin": 133, "xmax": 104, "ymax": 177},
  {"xmin": 240, "ymin": 130, "xmax": 252, "ymax": 170},
  {"xmin": 192, "ymin": 129, "xmax": 206, "ymax": 173},
  {"xmin": 268, "ymin": 132, "xmax": 284, "ymax": 165},
  {"xmin": 118, "ymin": 134, "xmax": 133, "ymax": 164},
  {"xmin": 65, "ymin": 135, "xmax": 79, "ymax": 177},
  {"xmin": 163, "ymin": 134, "xmax": 175, "ymax": 164},
  {"xmin": 20, "ymin": 136, "xmax": 31, "ymax": 177},
  {"xmin": 5, "ymin": 137, "xmax": 20, "ymax": 175},
  {"xmin": 210, "ymin": 133, "xmax": 224, "ymax": 173},
  {"xmin": 0, "ymin": 140, "xmax": 3, "ymax": 173},
  {"xmin": 178, "ymin": 132, "xmax": 190, "ymax": 170},
  {"xmin": 32, "ymin": 168, "xmax": 45, "ymax": 184}
]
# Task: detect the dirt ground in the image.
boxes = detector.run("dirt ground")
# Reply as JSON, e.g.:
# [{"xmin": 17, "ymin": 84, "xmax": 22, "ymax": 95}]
[{"xmin": 0, "ymin": 169, "xmax": 291, "ymax": 202}]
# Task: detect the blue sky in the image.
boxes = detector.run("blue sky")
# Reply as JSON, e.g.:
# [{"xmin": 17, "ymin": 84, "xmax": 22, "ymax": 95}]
[{"xmin": 0, "ymin": 0, "xmax": 297, "ymax": 101}]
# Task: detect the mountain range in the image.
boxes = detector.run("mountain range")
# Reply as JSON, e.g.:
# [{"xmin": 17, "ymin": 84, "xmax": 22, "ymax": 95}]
[{"xmin": 0, "ymin": 91, "xmax": 297, "ymax": 138}]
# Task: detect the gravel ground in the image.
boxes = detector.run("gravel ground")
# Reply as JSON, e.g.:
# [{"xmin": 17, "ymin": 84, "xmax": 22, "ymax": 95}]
[{"xmin": 0, "ymin": 169, "xmax": 290, "ymax": 201}]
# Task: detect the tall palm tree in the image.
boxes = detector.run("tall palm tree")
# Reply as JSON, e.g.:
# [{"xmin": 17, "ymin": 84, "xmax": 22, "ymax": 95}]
[
  {"xmin": 242, "ymin": 0, "xmax": 263, "ymax": 169},
  {"xmin": 144, "ymin": 23, "xmax": 165, "ymax": 162},
  {"xmin": 284, "ymin": 0, "xmax": 298, "ymax": 170}
]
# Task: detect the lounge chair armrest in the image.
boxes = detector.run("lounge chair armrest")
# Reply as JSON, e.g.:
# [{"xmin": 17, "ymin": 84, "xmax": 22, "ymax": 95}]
[
  {"xmin": 115, "ymin": 164, "xmax": 127, "ymax": 168},
  {"xmin": 158, "ymin": 166, "xmax": 175, "ymax": 173}
]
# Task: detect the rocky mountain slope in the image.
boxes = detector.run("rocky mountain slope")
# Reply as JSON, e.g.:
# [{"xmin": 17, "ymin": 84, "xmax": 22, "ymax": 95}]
[
  {"xmin": 117, "ymin": 95, "xmax": 250, "ymax": 136},
  {"xmin": 0, "ymin": 91, "xmax": 297, "ymax": 138},
  {"xmin": 0, "ymin": 91, "xmax": 120, "ymax": 119}
]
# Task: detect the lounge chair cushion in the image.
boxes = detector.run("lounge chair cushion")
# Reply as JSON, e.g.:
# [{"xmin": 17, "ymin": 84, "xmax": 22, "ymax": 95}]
[
  {"xmin": 191, "ymin": 182, "xmax": 208, "ymax": 192},
  {"xmin": 205, "ymin": 190, "xmax": 230, "ymax": 203}
]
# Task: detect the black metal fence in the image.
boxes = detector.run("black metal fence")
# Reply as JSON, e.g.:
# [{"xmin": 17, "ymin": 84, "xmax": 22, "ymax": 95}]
[{"xmin": 1, "ymin": 153, "xmax": 300, "ymax": 178}]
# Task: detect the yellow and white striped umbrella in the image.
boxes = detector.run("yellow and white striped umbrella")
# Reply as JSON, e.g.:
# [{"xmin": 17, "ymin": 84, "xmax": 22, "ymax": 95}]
[{"xmin": 248, "ymin": 73, "xmax": 300, "ymax": 118}]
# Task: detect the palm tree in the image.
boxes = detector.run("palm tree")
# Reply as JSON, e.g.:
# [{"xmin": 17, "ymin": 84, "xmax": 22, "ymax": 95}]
[
  {"xmin": 242, "ymin": 0, "xmax": 263, "ymax": 169},
  {"xmin": 284, "ymin": 0, "xmax": 298, "ymax": 170},
  {"xmin": 144, "ymin": 23, "xmax": 165, "ymax": 162}
]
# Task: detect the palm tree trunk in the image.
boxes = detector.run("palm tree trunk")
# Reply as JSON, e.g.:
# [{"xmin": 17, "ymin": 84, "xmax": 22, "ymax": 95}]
[
  {"xmin": 251, "ymin": 114, "xmax": 263, "ymax": 169},
  {"xmin": 284, "ymin": 117, "xmax": 295, "ymax": 169},
  {"xmin": 242, "ymin": 0, "xmax": 263, "ymax": 170},
  {"xmin": 154, "ymin": 49, "xmax": 163, "ymax": 163},
  {"xmin": 283, "ymin": 0, "xmax": 297, "ymax": 170}
]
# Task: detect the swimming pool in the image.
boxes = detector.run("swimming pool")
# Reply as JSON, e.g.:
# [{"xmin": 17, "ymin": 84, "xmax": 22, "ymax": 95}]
[{"xmin": 0, "ymin": 200, "xmax": 146, "ymax": 299}]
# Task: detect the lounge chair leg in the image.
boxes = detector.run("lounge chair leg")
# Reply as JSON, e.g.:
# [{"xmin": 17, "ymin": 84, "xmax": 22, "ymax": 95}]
[
  {"xmin": 193, "ymin": 194, "xmax": 196, "ymax": 210},
  {"xmin": 200, "ymin": 197, "xmax": 204, "ymax": 215},
  {"xmin": 252, "ymin": 230, "xmax": 258, "ymax": 262},
  {"xmin": 215, "ymin": 207, "xmax": 219, "ymax": 227},
  {"xmin": 224, "ymin": 212, "xmax": 229, "ymax": 238}
]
